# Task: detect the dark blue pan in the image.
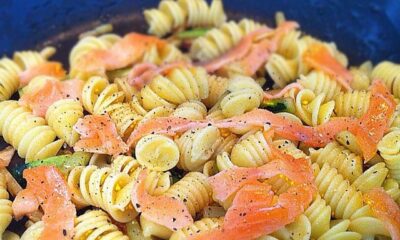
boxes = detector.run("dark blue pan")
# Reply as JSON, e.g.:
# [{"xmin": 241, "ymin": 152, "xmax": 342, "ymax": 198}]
[{"xmin": 1, "ymin": 0, "xmax": 400, "ymax": 234}]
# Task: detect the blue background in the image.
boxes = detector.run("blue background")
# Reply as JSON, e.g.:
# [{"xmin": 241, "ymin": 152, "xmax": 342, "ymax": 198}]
[{"xmin": 1, "ymin": 0, "xmax": 400, "ymax": 65}]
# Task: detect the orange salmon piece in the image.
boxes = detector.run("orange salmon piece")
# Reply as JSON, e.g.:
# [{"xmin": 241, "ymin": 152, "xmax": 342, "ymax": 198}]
[{"xmin": 19, "ymin": 62, "xmax": 66, "ymax": 87}]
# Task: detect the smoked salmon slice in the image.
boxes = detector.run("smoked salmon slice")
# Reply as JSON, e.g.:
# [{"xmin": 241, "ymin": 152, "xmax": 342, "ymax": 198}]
[
  {"xmin": 19, "ymin": 78, "xmax": 84, "ymax": 117},
  {"xmin": 19, "ymin": 62, "xmax": 66, "ymax": 87},
  {"xmin": 131, "ymin": 169, "xmax": 193, "ymax": 230},
  {"xmin": 73, "ymin": 114, "xmax": 129, "ymax": 155},
  {"xmin": 75, "ymin": 33, "xmax": 167, "ymax": 76},
  {"xmin": 0, "ymin": 146, "xmax": 15, "ymax": 168},
  {"xmin": 364, "ymin": 187, "xmax": 400, "ymax": 240},
  {"xmin": 303, "ymin": 43, "xmax": 352, "ymax": 90},
  {"xmin": 12, "ymin": 166, "xmax": 75, "ymax": 240}
]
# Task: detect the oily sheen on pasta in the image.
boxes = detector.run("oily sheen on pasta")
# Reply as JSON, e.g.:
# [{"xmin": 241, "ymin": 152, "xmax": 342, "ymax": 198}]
[{"xmin": 2, "ymin": 1, "xmax": 399, "ymax": 239}]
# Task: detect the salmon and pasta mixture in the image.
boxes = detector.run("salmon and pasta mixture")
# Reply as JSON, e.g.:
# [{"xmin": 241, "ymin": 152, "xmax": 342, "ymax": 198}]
[{"xmin": 0, "ymin": 0, "xmax": 399, "ymax": 239}]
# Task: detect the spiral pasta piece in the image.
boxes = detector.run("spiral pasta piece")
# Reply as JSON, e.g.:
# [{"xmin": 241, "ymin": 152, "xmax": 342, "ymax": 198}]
[
  {"xmin": 349, "ymin": 61, "xmax": 372, "ymax": 91},
  {"xmin": 202, "ymin": 75, "xmax": 229, "ymax": 108},
  {"xmin": 371, "ymin": 61, "xmax": 400, "ymax": 98},
  {"xmin": 0, "ymin": 57, "xmax": 22, "ymax": 101},
  {"xmin": 273, "ymin": 139, "xmax": 307, "ymax": 159},
  {"xmin": 13, "ymin": 49, "xmax": 49, "ymax": 70},
  {"xmin": 0, "ymin": 101, "xmax": 64, "ymax": 162},
  {"xmin": 216, "ymin": 151, "xmax": 234, "ymax": 171},
  {"xmin": 334, "ymin": 90, "xmax": 370, "ymax": 118},
  {"xmin": 82, "ymin": 76, "xmax": 125, "ymax": 114},
  {"xmin": 351, "ymin": 162, "xmax": 388, "ymax": 193},
  {"xmin": 266, "ymin": 53, "xmax": 299, "ymax": 88},
  {"xmin": 310, "ymin": 142, "xmax": 363, "ymax": 183},
  {"xmin": 142, "ymin": 43, "xmax": 187, "ymax": 66},
  {"xmin": 140, "ymin": 67, "xmax": 209, "ymax": 110},
  {"xmin": 298, "ymin": 70, "xmax": 343, "ymax": 102},
  {"xmin": 304, "ymin": 194, "xmax": 331, "ymax": 239},
  {"xmin": 136, "ymin": 134, "xmax": 180, "ymax": 171},
  {"xmin": 170, "ymin": 217, "xmax": 223, "ymax": 240},
  {"xmin": 270, "ymin": 215, "xmax": 311, "ymax": 240},
  {"xmin": 171, "ymin": 100, "xmax": 207, "ymax": 120},
  {"xmin": 3, "ymin": 231, "xmax": 20, "ymax": 240},
  {"xmin": 315, "ymin": 163, "xmax": 363, "ymax": 219},
  {"xmin": 190, "ymin": 18, "xmax": 263, "ymax": 61},
  {"xmin": 176, "ymin": 126, "xmax": 222, "ymax": 171},
  {"xmin": 390, "ymin": 102, "xmax": 400, "ymax": 129},
  {"xmin": 318, "ymin": 220, "xmax": 361, "ymax": 240},
  {"xmin": 378, "ymin": 129, "xmax": 400, "ymax": 183},
  {"xmin": 67, "ymin": 165, "xmax": 137, "ymax": 222},
  {"xmin": 349, "ymin": 205, "xmax": 390, "ymax": 238},
  {"xmin": 211, "ymin": 133, "xmax": 238, "ymax": 159},
  {"xmin": 383, "ymin": 178, "xmax": 400, "ymax": 204},
  {"xmin": 112, "ymin": 155, "xmax": 171, "ymax": 196},
  {"xmin": 20, "ymin": 221, "xmax": 43, "ymax": 240},
  {"xmin": 231, "ymin": 131, "xmax": 273, "ymax": 167},
  {"xmin": 75, "ymin": 210, "xmax": 129, "ymax": 240},
  {"xmin": 45, "ymin": 99, "xmax": 84, "ymax": 146},
  {"xmin": 105, "ymin": 102, "xmax": 143, "ymax": 139},
  {"xmin": 0, "ymin": 173, "xmax": 12, "ymax": 239},
  {"xmin": 293, "ymin": 89, "xmax": 335, "ymax": 126},
  {"xmin": 144, "ymin": 0, "xmax": 226, "ymax": 37},
  {"xmin": 141, "ymin": 172, "xmax": 212, "ymax": 238},
  {"xmin": 220, "ymin": 76, "xmax": 263, "ymax": 118}
]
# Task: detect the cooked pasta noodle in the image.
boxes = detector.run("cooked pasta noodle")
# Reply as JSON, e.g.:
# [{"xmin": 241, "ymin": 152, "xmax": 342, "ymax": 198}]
[
  {"xmin": 171, "ymin": 100, "xmax": 207, "ymax": 120},
  {"xmin": 170, "ymin": 217, "xmax": 223, "ymax": 240},
  {"xmin": 310, "ymin": 142, "xmax": 363, "ymax": 183},
  {"xmin": 0, "ymin": 58, "xmax": 22, "ymax": 101},
  {"xmin": 216, "ymin": 151, "xmax": 234, "ymax": 171},
  {"xmin": 304, "ymin": 194, "xmax": 331, "ymax": 239},
  {"xmin": 0, "ymin": 172, "xmax": 12, "ymax": 239},
  {"xmin": 176, "ymin": 126, "xmax": 222, "ymax": 171},
  {"xmin": 105, "ymin": 102, "xmax": 143, "ymax": 139},
  {"xmin": 349, "ymin": 205, "xmax": 390, "ymax": 238},
  {"xmin": 144, "ymin": 0, "xmax": 226, "ymax": 37},
  {"xmin": 3, "ymin": 231, "xmax": 20, "ymax": 240},
  {"xmin": 202, "ymin": 75, "xmax": 229, "ymax": 108},
  {"xmin": 334, "ymin": 90, "xmax": 370, "ymax": 118},
  {"xmin": 82, "ymin": 76, "xmax": 125, "ymax": 114},
  {"xmin": 314, "ymin": 163, "xmax": 363, "ymax": 219},
  {"xmin": 293, "ymin": 89, "xmax": 335, "ymax": 126},
  {"xmin": 190, "ymin": 18, "xmax": 263, "ymax": 61},
  {"xmin": 270, "ymin": 215, "xmax": 311, "ymax": 240},
  {"xmin": 45, "ymin": 99, "xmax": 84, "ymax": 146},
  {"xmin": 136, "ymin": 134, "xmax": 180, "ymax": 171},
  {"xmin": 75, "ymin": 210, "xmax": 129, "ymax": 240},
  {"xmin": 298, "ymin": 70, "xmax": 343, "ymax": 102},
  {"xmin": 378, "ymin": 129, "xmax": 400, "ymax": 183},
  {"xmin": 67, "ymin": 165, "xmax": 137, "ymax": 222},
  {"xmin": 318, "ymin": 220, "xmax": 362, "ymax": 240},
  {"xmin": 383, "ymin": 178, "xmax": 400, "ymax": 204},
  {"xmin": 140, "ymin": 66, "xmax": 209, "ymax": 110},
  {"xmin": 371, "ymin": 61, "xmax": 400, "ymax": 98},
  {"xmin": 266, "ymin": 53, "xmax": 298, "ymax": 88},
  {"xmin": 351, "ymin": 162, "xmax": 388, "ymax": 193},
  {"xmin": 20, "ymin": 221, "xmax": 43, "ymax": 240},
  {"xmin": 0, "ymin": 101, "xmax": 64, "ymax": 162}
]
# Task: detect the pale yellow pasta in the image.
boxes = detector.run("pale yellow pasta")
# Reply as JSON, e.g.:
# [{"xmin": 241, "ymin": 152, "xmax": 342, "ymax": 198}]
[
  {"xmin": 0, "ymin": 57, "xmax": 22, "ymax": 101},
  {"xmin": 349, "ymin": 61, "xmax": 372, "ymax": 90},
  {"xmin": 231, "ymin": 130, "xmax": 273, "ymax": 167},
  {"xmin": 211, "ymin": 132, "xmax": 238, "ymax": 159},
  {"xmin": 270, "ymin": 215, "xmax": 311, "ymax": 240},
  {"xmin": 273, "ymin": 139, "xmax": 307, "ymax": 159},
  {"xmin": 115, "ymin": 77, "xmax": 138, "ymax": 101},
  {"xmin": 349, "ymin": 205, "xmax": 390, "ymax": 238},
  {"xmin": 334, "ymin": 90, "xmax": 370, "ymax": 118},
  {"xmin": 202, "ymin": 160, "xmax": 219, "ymax": 177},
  {"xmin": 75, "ymin": 210, "xmax": 129, "ymax": 240},
  {"xmin": 383, "ymin": 178, "xmax": 400, "ymax": 204},
  {"xmin": 318, "ymin": 220, "xmax": 361, "ymax": 240},
  {"xmin": 314, "ymin": 163, "xmax": 363, "ymax": 219},
  {"xmin": 140, "ymin": 67, "xmax": 209, "ymax": 110},
  {"xmin": 335, "ymin": 131, "xmax": 363, "ymax": 156},
  {"xmin": 190, "ymin": 18, "xmax": 262, "ymax": 61},
  {"xmin": 220, "ymin": 76, "xmax": 263, "ymax": 118},
  {"xmin": 0, "ymin": 101, "xmax": 64, "ymax": 162},
  {"xmin": 126, "ymin": 219, "xmax": 154, "ymax": 240},
  {"xmin": 45, "ymin": 99, "xmax": 84, "ymax": 146},
  {"xmin": 112, "ymin": 155, "xmax": 171, "ymax": 196},
  {"xmin": 378, "ymin": 129, "xmax": 400, "ymax": 183},
  {"xmin": 81, "ymin": 76, "xmax": 125, "ymax": 114},
  {"xmin": 310, "ymin": 142, "xmax": 363, "ymax": 183},
  {"xmin": 141, "ymin": 172, "xmax": 212, "ymax": 239},
  {"xmin": 136, "ymin": 134, "xmax": 180, "ymax": 171},
  {"xmin": 172, "ymin": 100, "xmax": 207, "ymax": 120},
  {"xmin": 170, "ymin": 217, "xmax": 223, "ymax": 240},
  {"xmin": 176, "ymin": 126, "xmax": 222, "ymax": 171},
  {"xmin": 3, "ymin": 231, "xmax": 20, "ymax": 240},
  {"xmin": 216, "ymin": 151, "xmax": 235, "ymax": 171},
  {"xmin": 202, "ymin": 75, "xmax": 229, "ymax": 108},
  {"xmin": 266, "ymin": 53, "xmax": 298, "ymax": 88},
  {"xmin": 293, "ymin": 89, "xmax": 335, "ymax": 126},
  {"xmin": 105, "ymin": 102, "xmax": 144, "ymax": 139},
  {"xmin": 298, "ymin": 70, "xmax": 343, "ymax": 102},
  {"xmin": 20, "ymin": 221, "xmax": 44, "ymax": 240},
  {"xmin": 304, "ymin": 195, "xmax": 331, "ymax": 239},
  {"xmin": 13, "ymin": 48, "xmax": 51, "ymax": 70},
  {"xmin": 144, "ymin": 0, "xmax": 226, "ymax": 37},
  {"xmin": 0, "ymin": 172, "xmax": 12, "ymax": 239},
  {"xmin": 371, "ymin": 61, "xmax": 400, "ymax": 98},
  {"xmin": 351, "ymin": 162, "xmax": 388, "ymax": 193},
  {"xmin": 67, "ymin": 165, "xmax": 137, "ymax": 222}
]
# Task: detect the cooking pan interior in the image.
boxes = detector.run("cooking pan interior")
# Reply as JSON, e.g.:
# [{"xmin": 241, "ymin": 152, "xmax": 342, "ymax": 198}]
[{"xmin": 1, "ymin": 0, "xmax": 400, "ymax": 235}]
